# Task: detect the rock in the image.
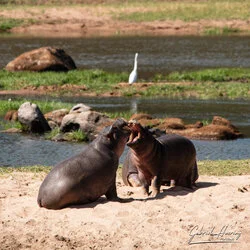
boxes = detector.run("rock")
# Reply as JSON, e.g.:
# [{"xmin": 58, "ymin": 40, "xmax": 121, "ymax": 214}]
[
  {"xmin": 48, "ymin": 121, "xmax": 58, "ymax": 130},
  {"xmin": 4, "ymin": 110, "xmax": 18, "ymax": 121},
  {"xmin": 166, "ymin": 124, "xmax": 243, "ymax": 140},
  {"xmin": 129, "ymin": 113, "xmax": 160, "ymax": 128},
  {"xmin": 186, "ymin": 121, "xmax": 203, "ymax": 129},
  {"xmin": 60, "ymin": 110, "xmax": 113, "ymax": 140},
  {"xmin": 69, "ymin": 104, "xmax": 92, "ymax": 114},
  {"xmin": 18, "ymin": 102, "xmax": 51, "ymax": 133},
  {"xmin": 212, "ymin": 116, "xmax": 239, "ymax": 132},
  {"xmin": 1, "ymin": 128, "xmax": 22, "ymax": 133},
  {"xmin": 5, "ymin": 47, "xmax": 76, "ymax": 72},
  {"xmin": 160, "ymin": 118, "xmax": 186, "ymax": 130},
  {"xmin": 130, "ymin": 113, "xmax": 153, "ymax": 121},
  {"xmin": 44, "ymin": 109, "xmax": 69, "ymax": 126}
]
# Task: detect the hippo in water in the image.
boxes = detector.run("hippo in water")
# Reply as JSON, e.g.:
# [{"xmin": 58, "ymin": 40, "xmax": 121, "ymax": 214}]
[
  {"xmin": 38, "ymin": 118, "xmax": 130, "ymax": 209},
  {"xmin": 122, "ymin": 121, "xmax": 198, "ymax": 197}
]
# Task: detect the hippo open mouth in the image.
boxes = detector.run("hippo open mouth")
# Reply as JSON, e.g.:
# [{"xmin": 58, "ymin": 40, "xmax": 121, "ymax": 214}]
[{"xmin": 127, "ymin": 120, "xmax": 142, "ymax": 146}]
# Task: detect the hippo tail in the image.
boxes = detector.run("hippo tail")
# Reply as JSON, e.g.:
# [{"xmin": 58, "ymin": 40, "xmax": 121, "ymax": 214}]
[{"xmin": 192, "ymin": 161, "xmax": 199, "ymax": 186}]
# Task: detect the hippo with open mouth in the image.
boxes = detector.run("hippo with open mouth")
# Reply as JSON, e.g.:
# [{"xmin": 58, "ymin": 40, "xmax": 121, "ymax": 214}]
[
  {"xmin": 122, "ymin": 121, "xmax": 198, "ymax": 197},
  {"xmin": 38, "ymin": 118, "xmax": 130, "ymax": 209}
]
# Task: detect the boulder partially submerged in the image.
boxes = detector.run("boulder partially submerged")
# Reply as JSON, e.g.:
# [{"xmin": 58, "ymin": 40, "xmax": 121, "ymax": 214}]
[
  {"xmin": 3, "ymin": 106, "xmax": 243, "ymax": 141},
  {"xmin": 60, "ymin": 104, "xmax": 113, "ymax": 141},
  {"xmin": 131, "ymin": 113, "xmax": 243, "ymax": 140},
  {"xmin": 5, "ymin": 47, "xmax": 76, "ymax": 72},
  {"xmin": 18, "ymin": 102, "xmax": 51, "ymax": 133}
]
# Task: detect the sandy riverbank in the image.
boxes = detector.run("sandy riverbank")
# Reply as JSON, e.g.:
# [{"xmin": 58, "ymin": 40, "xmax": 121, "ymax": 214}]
[{"xmin": 0, "ymin": 172, "xmax": 249, "ymax": 249}]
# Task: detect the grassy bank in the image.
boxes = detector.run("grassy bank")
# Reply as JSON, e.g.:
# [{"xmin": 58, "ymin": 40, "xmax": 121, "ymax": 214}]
[
  {"xmin": 1, "ymin": 0, "xmax": 250, "ymax": 22},
  {"xmin": 1, "ymin": 159, "xmax": 250, "ymax": 176},
  {"xmin": 0, "ymin": 98, "xmax": 133, "ymax": 120},
  {"xmin": 0, "ymin": 68, "xmax": 250, "ymax": 99},
  {"xmin": 115, "ymin": 0, "xmax": 250, "ymax": 22},
  {"xmin": 0, "ymin": 0, "xmax": 249, "ymax": 34},
  {"xmin": 0, "ymin": 99, "xmax": 73, "ymax": 116}
]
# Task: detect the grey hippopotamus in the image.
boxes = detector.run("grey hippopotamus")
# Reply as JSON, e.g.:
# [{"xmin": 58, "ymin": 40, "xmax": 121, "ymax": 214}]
[
  {"xmin": 122, "ymin": 121, "xmax": 198, "ymax": 197},
  {"xmin": 38, "ymin": 118, "xmax": 130, "ymax": 209}
]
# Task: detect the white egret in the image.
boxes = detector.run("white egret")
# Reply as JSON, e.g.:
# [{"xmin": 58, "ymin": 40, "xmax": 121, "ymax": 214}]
[{"xmin": 129, "ymin": 53, "xmax": 138, "ymax": 84}]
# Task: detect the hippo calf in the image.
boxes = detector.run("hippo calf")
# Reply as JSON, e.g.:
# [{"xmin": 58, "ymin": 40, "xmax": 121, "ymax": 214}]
[
  {"xmin": 122, "ymin": 121, "xmax": 198, "ymax": 197},
  {"xmin": 38, "ymin": 118, "xmax": 130, "ymax": 209}
]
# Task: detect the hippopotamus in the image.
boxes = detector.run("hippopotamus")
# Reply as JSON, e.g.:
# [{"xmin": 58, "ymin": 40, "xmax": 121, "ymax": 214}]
[
  {"xmin": 37, "ymin": 118, "xmax": 130, "ymax": 209},
  {"xmin": 122, "ymin": 121, "xmax": 198, "ymax": 197}
]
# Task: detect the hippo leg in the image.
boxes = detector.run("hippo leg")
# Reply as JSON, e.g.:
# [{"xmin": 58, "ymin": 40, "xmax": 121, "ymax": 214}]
[
  {"xmin": 141, "ymin": 185, "xmax": 150, "ymax": 196},
  {"xmin": 151, "ymin": 175, "xmax": 161, "ymax": 197},
  {"xmin": 192, "ymin": 161, "xmax": 199, "ymax": 186},
  {"xmin": 105, "ymin": 179, "xmax": 119, "ymax": 201},
  {"xmin": 175, "ymin": 172, "xmax": 193, "ymax": 189},
  {"xmin": 128, "ymin": 173, "xmax": 142, "ymax": 187}
]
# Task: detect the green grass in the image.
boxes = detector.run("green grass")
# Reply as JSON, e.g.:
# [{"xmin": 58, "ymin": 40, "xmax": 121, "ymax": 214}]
[
  {"xmin": 198, "ymin": 159, "xmax": 250, "ymax": 176},
  {"xmin": 0, "ymin": 120, "xmax": 23, "ymax": 130},
  {"xmin": 158, "ymin": 68, "xmax": 250, "ymax": 83},
  {"xmin": 0, "ymin": 17, "xmax": 37, "ymax": 32},
  {"xmin": 0, "ymin": 165, "xmax": 52, "ymax": 175},
  {"xmin": 105, "ymin": 111, "xmax": 133, "ymax": 121},
  {"xmin": 0, "ymin": 99, "xmax": 73, "ymax": 116},
  {"xmin": 0, "ymin": 68, "xmax": 250, "ymax": 100},
  {"xmin": 125, "ymin": 81, "xmax": 250, "ymax": 99},
  {"xmin": 1, "ymin": 159, "xmax": 249, "ymax": 176},
  {"xmin": 0, "ymin": 17, "xmax": 24, "ymax": 32},
  {"xmin": 115, "ymin": 1, "xmax": 250, "ymax": 22},
  {"xmin": 44, "ymin": 127, "xmax": 61, "ymax": 140},
  {"xmin": 45, "ymin": 128, "xmax": 88, "ymax": 142},
  {"xmin": 203, "ymin": 26, "xmax": 242, "ymax": 35},
  {"xmin": 0, "ymin": 69, "xmax": 128, "ymax": 93},
  {"xmin": 1, "ymin": 1, "xmax": 249, "ymax": 24}
]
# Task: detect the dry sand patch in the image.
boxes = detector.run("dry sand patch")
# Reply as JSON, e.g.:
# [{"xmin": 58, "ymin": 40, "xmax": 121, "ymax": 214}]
[{"xmin": 0, "ymin": 172, "xmax": 249, "ymax": 249}]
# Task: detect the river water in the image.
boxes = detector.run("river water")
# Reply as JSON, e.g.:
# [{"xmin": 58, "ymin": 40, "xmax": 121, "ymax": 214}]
[
  {"xmin": 0, "ymin": 35, "xmax": 250, "ymax": 166},
  {"xmin": 1, "ymin": 35, "xmax": 250, "ymax": 78},
  {"xmin": 1, "ymin": 97, "xmax": 250, "ymax": 167}
]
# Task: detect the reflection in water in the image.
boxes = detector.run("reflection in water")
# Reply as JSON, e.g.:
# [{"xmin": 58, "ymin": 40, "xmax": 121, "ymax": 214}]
[{"xmin": 130, "ymin": 99, "xmax": 138, "ymax": 114}]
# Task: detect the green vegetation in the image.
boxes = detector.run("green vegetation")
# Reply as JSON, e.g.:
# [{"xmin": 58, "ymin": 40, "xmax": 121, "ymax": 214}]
[
  {"xmin": 157, "ymin": 68, "xmax": 250, "ymax": 82},
  {"xmin": 203, "ymin": 26, "xmax": 242, "ymax": 35},
  {"xmin": 0, "ymin": 68, "xmax": 250, "ymax": 99},
  {"xmin": 66, "ymin": 129, "xmax": 87, "ymax": 141},
  {"xmin": 115, "ymin": 0, "xmax": 250, "ymax": 22},
  {"xmin": 141, "ymin": 81, "xmax": 249, "ymax": 99},
  {"xmin": 45, "ymin": 128, "xmax": 88, "ymax": 142},
  {"xmin": 0, "ymin": 1, "xmax": 249, "ymax": 29},
  {"xmin": 105, "ymin": 111, "xmax": 133, "ymax": 121},
  {"xmin": 0, "ymin": 17, "xmax": 37, "ymax": 32},
  {"xmin": 0, "ymin": 17, "xmax": 24, "ymax": 32},
  {"xmin": 0, "ymin": 165, "xmax": 52, "ymax": 175},
  {"xmin": 0, "ymin": 99, "xmax": 135, "ymax": 122},
  {"xmin": 198, "ymin": 159, "xmax": 250, "ymax": 176},
  {"xmin": 0, "ymin": 120, "xmax": 22, "ymax": 130},
  {"xmin": 0, "ymin": 69, "xmax": 128, "ymax": 93},
  {"xmin": 1, "ymin": 159, "xmax": 250, "ymax": 176},
  {"xmin": 0, "ymin": 99, "xmax": 72, "ymax": 116}
]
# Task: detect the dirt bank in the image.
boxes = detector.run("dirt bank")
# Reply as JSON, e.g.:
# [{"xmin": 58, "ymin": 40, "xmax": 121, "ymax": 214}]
[{"xmin": 0, "ymin": 172, "xmax": 249, "ymax": 249}]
